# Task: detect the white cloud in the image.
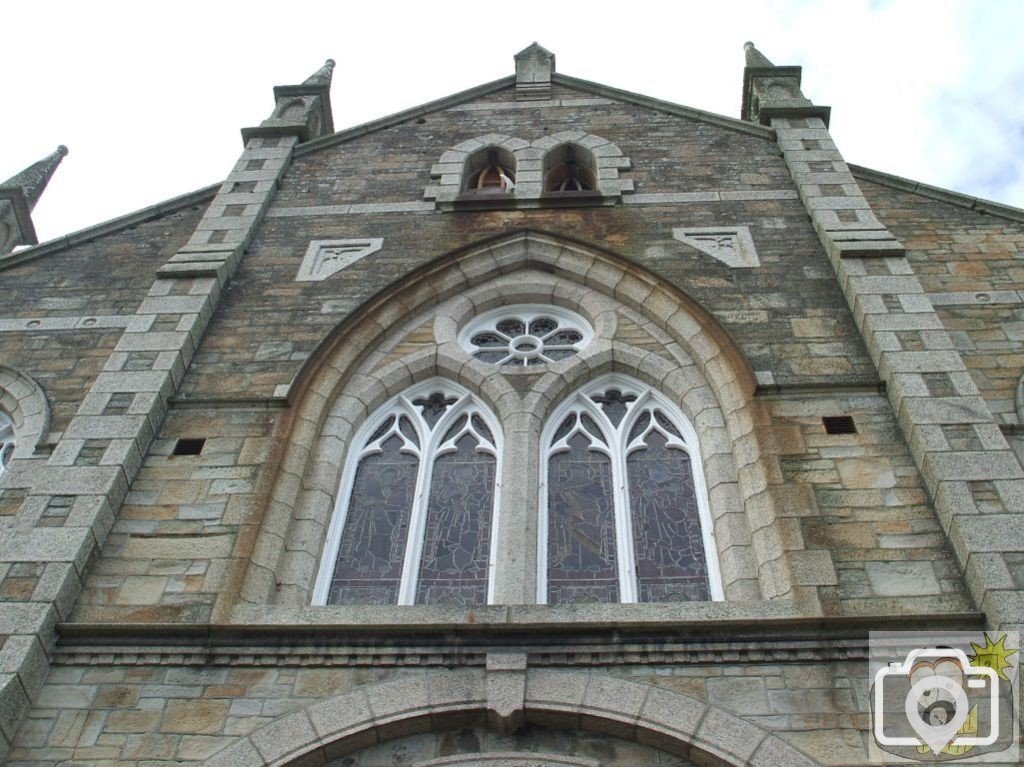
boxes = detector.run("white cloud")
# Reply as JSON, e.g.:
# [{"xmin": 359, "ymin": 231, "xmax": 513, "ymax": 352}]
[{"xmin": 2, "ymin": 0, "xmax": 1021, "ymax": 241}]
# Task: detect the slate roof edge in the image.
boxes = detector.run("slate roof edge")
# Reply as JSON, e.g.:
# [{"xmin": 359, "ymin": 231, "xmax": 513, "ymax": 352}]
[
  {"xmin": 851, "ymin": 163, "xmax": 1024, "ymax": 224},
  {"xmin": 293, "ymin": 76, "xmax": 517, "ymax": 157},
  {"xmin": 552, "ymin": 72, "xmax": 775, "ymax": 140},
  {"xmin": 293, "ymin": 72, "xmax": 776, "ymax": 161},
  {"xmin": 0, "ymin": 184, "xmax": 220, "ymax": 273}
]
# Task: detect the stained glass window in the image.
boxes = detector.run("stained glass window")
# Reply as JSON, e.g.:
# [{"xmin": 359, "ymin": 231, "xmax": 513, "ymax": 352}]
[
  {"xmin": 542, "ymin": 377, "xmax": 720, "ymax": 603},
  {"xmin": 547, "ymin": 430, "xmax": 619, "ymax": 604},
  {"xmin": 316, "ymin": 380, "xmax": 501, "ymax": 606}
]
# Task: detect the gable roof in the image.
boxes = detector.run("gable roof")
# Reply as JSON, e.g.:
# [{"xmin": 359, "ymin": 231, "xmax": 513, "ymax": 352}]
[
  {"xmin": 4, "ymin": 71, "xmax": 1022, "ymax": 272},
  {"xmin": 293, "ymin": 71, "xmax": 775, "ymax": 163},
  {"xmin": 850, "ymin": 164, "xmax": 1024, "ymax": 224}
]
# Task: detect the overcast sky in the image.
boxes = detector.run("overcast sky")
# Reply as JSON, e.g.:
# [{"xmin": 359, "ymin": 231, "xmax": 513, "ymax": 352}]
[{"xmin": 3, "ymin": 0, "xmax": 1023, "ymax": 243}]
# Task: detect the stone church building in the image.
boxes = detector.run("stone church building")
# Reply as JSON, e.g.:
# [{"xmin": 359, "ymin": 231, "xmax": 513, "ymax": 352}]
[{"xmin": 0, "ymin": 43, "xmax": 1021, "ymax": 766}]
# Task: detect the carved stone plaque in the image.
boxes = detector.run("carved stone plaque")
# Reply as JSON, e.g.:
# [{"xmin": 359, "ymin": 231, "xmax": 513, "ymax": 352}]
[
  {"xmin": 672, "ymin": 226, "xmax": 759, "ymax": 268},
  {"xmin": 297, "ymin": 238, "xmax": 383, "ymax": 282}
]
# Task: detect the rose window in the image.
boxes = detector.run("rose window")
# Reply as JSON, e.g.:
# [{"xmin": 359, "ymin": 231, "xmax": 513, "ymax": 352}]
[{"xmin": 459, "ymin": 306, "xmax": 592, "ymax": 367}]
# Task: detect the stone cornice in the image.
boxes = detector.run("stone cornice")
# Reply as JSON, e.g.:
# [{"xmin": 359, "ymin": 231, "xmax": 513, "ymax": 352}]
[{"xmin": 55, "ymin": 612, "xmax": 984, "ymax": 667}]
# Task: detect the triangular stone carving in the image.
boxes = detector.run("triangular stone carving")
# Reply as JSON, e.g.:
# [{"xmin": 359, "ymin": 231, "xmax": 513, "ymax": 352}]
[
  {"xmin": 672, "ymin": 226, "xmax": 759, "ymax": 268},
  {"xmin": 296, "ymin": 238, "xmax": 383, "ymax": 282}
]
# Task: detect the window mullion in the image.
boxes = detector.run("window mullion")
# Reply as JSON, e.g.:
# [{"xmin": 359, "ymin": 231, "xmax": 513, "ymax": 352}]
[
  {"xmin": 396, "ymin": 412, "xmax": 434, "ymax": 606},
  {"xmin": 613, "ymin": 426, "xmax": 639, "ymax": 604}
]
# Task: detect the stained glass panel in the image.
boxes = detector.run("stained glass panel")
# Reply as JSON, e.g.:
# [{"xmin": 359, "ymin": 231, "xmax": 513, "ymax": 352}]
[
  {"xmin": 328, "ymin": 435, "xmax": 418, "ymax": 605},
  {"xmin": 412, "ymin": 392, "xmax": 457, "ymax": 428},
  {"xmin": 442, "ymin": 414, "xmax": 468, "ymax": 443},
  {"xmin": 627, "ymin": 431, "xmax": 710, "ymax": 602},
  {"xmin": 654, "ymin": 409, "xmax": 682, "ymax": 438},
  {"xmin": 530, "ymin": 317, "xmax": 558, "ymax": 335},
  {"xmin": 546, "ymin": 330, "xmax": 583, "ymax": 345},
  {"xmin": 368, "ymin": 416, "xmax": 395, "ymax": 444},
  {"xmin": 495, "ymin": 319, "xmax": 525, "ymax": 336},
  {"xmin": 416, "ymin": 434, "xmax": 495, "ymax": 606},
  {"xmin": 547, "ymin": 432, "xmax": 619, "ymax": 604},
  {"xmin": 628, "ymin": 411, "xmax": 651, "ymax": 442},
  {"xmin": 398, "ymin": 416, "xmax": 419, "ymax": 446},
  {"xmin": 590, "ymin": 388, "xmax": 636, "ymax": 426},
  {"xmin": 553, "ymin": 414, "xmax": 576, "ymax": 443},
  {"xmin": 470, "ymin": 414, "xmax": 493, "ymax": 443},
  {"xmin": 579, "ymin": 413, "xmax": 606, "ymax": 445}
]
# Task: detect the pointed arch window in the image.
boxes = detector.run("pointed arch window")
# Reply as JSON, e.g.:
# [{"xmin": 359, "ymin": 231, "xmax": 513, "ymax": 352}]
[
  {"xmin": 464, "ymin": 147, "xmax": 516, "ymax": 194},
  {"xmin": 0, "ymin": 411, "xmax": 14, "ymax": 476},
  {"xmin": 539, "ymin": 376, "xmax": 722, "ymax": 604},
  {"xmin": 543, "ymin": 144, "xmax": 597, "ymax": 193},
  {"xmin": 314, "ymin": 380, "xmax": 501, "ymax": 607}
]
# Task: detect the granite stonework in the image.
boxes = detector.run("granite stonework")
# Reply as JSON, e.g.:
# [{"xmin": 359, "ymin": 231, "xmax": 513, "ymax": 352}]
[{"xmin": 0, "ymin": 44, "xmax": 1021, "ymax": 766}]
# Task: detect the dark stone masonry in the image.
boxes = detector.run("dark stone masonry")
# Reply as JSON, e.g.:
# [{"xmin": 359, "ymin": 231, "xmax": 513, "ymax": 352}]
[{"xmin": 0, "ymin": 43, "xmax": 1020, "ymax": 766}]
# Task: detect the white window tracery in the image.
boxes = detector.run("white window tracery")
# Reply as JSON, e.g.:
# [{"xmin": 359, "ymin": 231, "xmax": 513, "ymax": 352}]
[
  {"xmin": 0, "ymin": 411, "xmax": 15, "ymax": 476},
  {"xmin": 539, "ymin": 375, "xmax": 723, "ymax": 604},
  {"xmin": 458, "ymin": 305, "xmax": 592, "ymax": 367},
  {"xmin": 314, "ymin": 379, "xmax": 502, "ymax": 607}
]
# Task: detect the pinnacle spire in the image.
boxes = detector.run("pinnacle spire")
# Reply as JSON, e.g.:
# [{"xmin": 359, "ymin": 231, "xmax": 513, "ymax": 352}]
[
  {"xmin": 2, "ymin": 145, "xmax": 68, "ymax": 212},
  {"xmin": 242, "ymin": 59, "xmax": 336, "ymax": 145},
  {"xmin": 740, "ymin": 45, "xmax": 830, "ymax": 126},
  {"xmin": 743, "ymin": 41, "xmax": 774, "ymax": 69},
  {"xmin": 303, "ymin": 59, "xmax": 335, "ymax": 87}
]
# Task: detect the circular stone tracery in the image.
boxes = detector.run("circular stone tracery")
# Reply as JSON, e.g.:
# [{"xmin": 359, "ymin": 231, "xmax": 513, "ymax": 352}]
[{"xmin": 460, "ymin": 306, "xmax": 592, "ymax": 367}]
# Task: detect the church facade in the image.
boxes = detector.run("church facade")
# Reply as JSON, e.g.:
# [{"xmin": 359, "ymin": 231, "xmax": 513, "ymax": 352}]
[{"xmin": 0, "ymin": 44, "xmax": 1021, "ymax": 766}]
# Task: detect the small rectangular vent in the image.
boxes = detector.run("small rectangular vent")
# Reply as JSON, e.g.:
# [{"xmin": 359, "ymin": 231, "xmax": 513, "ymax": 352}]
[
  {"xmin": 823, "ymin": 416, "xmax": 857, "ymax": 435},
  {"xmin": 172, "ymin": 438, "xmax": 206, "ymax": 456}
]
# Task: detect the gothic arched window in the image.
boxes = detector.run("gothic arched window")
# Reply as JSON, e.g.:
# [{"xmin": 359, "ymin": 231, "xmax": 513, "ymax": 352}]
[
  {"xmin": 314, "ymin": 380, "xmax": 501, "ymax": 607},
  {"xmin": 464, "ymin": 147, "xmax": 516, "ymax": 194},
  {"xmin": 543, "ymin": 143, "xmax": 597, "ymax": 193},
  {"xmin": 539, "ymin": 376, "xmax": 722, "ymax": 604},
  {"xmin": 0, "ymin": 411, "xmax": 15, "ymax": 476}
]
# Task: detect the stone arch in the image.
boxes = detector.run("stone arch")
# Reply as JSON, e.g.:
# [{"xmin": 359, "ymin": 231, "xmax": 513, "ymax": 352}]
[
  {"xmin": 427, "ymin": 134, "xmax": 530, "ymax": 203},
  {"xmin": 531, "ymin": 130, "xmax": 633, "ymax": 198},
  {"xmin": 0, "ymin": 364, "xmax": 51, "ymax": 464},
  {"xmin": 233, "ymin": 230, "xmax": 811, "ymax": 609},
  {"xmin": 425, "ymin": 132, "xmax": 632, "ymax": 204},
  {"xmin": 198, "ymin": 669, "xmax": 821, "ymax": 767}
]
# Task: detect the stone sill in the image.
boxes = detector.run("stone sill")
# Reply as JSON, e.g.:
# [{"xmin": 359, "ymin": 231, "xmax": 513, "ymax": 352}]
[{"xmin": 442, "ymin": 194, "xmax": 618, "ymax": 212}]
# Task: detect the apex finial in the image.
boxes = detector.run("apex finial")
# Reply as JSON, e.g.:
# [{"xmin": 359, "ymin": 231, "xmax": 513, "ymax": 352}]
[
  {"xmin": 744, "ymin": 42, "xmax": 775, "ymax": 68},
  {"xmin": 303, "ymin": 58, "xmax": 336, "ymax": 87},
  {"xmin": 514, "ymin": 43, "xmax": 555, "ymax": 101},
  {"xmin": 1, "ymin": 145, "xmax": 69, "ymax": 211}
]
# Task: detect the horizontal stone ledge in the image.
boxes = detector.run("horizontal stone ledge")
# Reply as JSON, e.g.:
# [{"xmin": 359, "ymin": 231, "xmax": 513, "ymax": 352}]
[
  {"xmin": 156, "ymin": 261, "xmax": 231, "ymax": 281},
  {"xmin": 0, "ymin": 315, "xmax": 141, "ymax": 333},
  {"xmin": 928, "ymin": 290, "xmax": 1023, "ymax": 307},
  {"xmin": 168, "ymin": 395, "xmax": 289, "ymax": 411},
  {"xmin": 166, "ymin": 249, "xmax": 239, "ymax": 264},
  {"xmin": 754, "ymin": 379, "xmax": 885, "ymax": 398},
  {"xmin": 267, "ymin": 200, "xmax": 436, "ymax": 217},
  {"xmin": 834, "ymin": 240, "xmax": 906, "ymax": 258},
  {"xmin": 54, "ymin": 610, "xmax": 985, "ymax": 654}
]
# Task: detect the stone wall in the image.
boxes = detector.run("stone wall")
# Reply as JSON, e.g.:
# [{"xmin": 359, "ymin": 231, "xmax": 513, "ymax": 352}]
[{"xmin": 859, "ymin": 178, "xmax": 1024, "ymax": 426}]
